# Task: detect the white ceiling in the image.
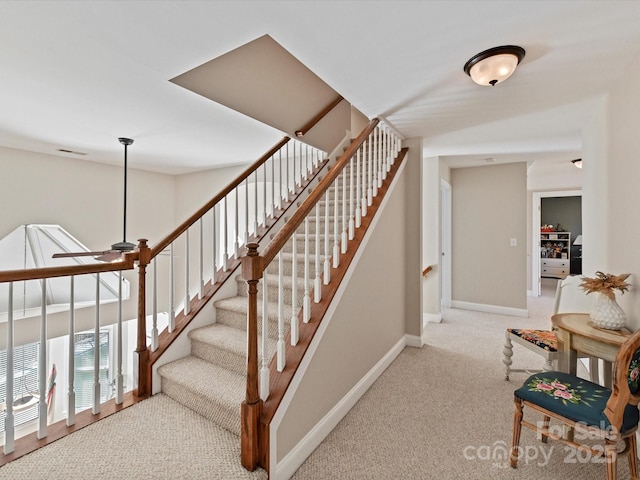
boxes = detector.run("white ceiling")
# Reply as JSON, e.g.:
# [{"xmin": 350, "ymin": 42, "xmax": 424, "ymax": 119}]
[{"xmin": 1, "ymin": 1, "xmax": 640, "ymax": 174}]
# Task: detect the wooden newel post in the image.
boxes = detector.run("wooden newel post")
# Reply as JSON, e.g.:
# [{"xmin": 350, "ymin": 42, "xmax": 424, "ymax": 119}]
[
  {"xmin": 135, "ymin": 238, "xmax": 151, "ymax": 399},
  {"xmin": 241, "ymin": 243, "xmax": 264, "ymax": 471}
]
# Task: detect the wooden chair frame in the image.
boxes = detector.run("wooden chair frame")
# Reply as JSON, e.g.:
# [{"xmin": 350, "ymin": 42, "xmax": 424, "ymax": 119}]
[
  {"xmin": 503, "ymin": 276, "xmax": 598, "ymax": 382},
  {"xmin": 510, "ymin": 329, "xmax": 640, "ymax": 479}
]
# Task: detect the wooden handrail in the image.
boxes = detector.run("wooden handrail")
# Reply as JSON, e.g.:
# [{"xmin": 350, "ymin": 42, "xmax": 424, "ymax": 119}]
[
  {"xmin": 0, "ymin": 251, "xmax": 138, "ymax": 283},
  {"xmin": 262, "ymin": 118, "xmax": 379, "ymax": 267},
  {"xmin": 149, "ymin": 137, "xmax": 290, "ymax": 258},
  {"xmin": 294, "ymin": 95, "xmax": 344, "ymax": 137}
]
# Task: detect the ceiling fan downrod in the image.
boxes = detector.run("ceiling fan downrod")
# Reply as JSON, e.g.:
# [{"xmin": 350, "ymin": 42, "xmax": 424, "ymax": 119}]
[{"xmin": 111, "ymin": 137, "xmax": 136, "ymax": 252}]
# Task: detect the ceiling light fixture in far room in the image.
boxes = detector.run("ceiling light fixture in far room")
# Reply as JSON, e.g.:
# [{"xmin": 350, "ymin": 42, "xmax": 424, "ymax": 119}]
[
  {"xmin": 571, "ymin": 158, "xmax": 583, "ymax": 169},
  {"xmin": 464, "ymin": 45, "xmax": 526, "ymax": 86}
]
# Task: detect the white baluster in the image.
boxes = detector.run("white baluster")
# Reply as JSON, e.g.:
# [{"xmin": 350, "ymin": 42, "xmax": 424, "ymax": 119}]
[
  {"xmin": 300, "ymin": 143, "xmax": 305, "ymax": 182},
  {"xmin": 67, "ymin": 277, "xmax": 75, "ymax": 427},
  {"xmin": 382, "ymin": 126, "xmax": 388, "ymax": 180},
  {"xmin": 169, "ymin": 242, "xmax": 175, "ymax": 332},
  {"xmin": 290, "ymin": 231, "xmax": 299, "ymax": 346},
  {"xmin": 324, "ymin": 192, "xmax": 331, "ymax": 284},
  {"xmin": 245, "ymin": 178, "xmax": 249, "ymax": 244},
  {"xmin": 292, "ymin": 141, "xmax": 297, "ymax": 189},
  {"xmin": 271, "ymin": 154, "xmax": 275, "ymax": 217},
  {"xmin": 116, "ymin": 271, "xmax": 123, "ymax": 404},
  {"xmin": 263, "ymin": 163, "xmax": 267, "ymax": 227},
  {"xmin": 260, "ymin": 277, "xmax": 269, "ymax": 400},
  {"xmin": 341, "ymin": 168, "xmax": 348, "ymax": 253},
  {"xmin": 92, "ymin": 274, "xmax": 100, "ymax": 416},
  {"xmin": 184, "ymin": 230, "xmax": 190, "ymax": 316},
  {"xmin": 213, "ymin": 205, "xmax": 218, "ymax": 284},
  {"xmin": 234, "ymin": 188, "xmax": 240, "ymax": 258},
  {"xmin": 378, "ymin": 127, "xmax": 384, "ymax": 188},
  {"xmin": 277, "ymin": 150, "xmax": 283, "ymax": 210},
  {"xmin": 349, "ymin": 157, "xmax": 355, "ymax": 239},
  {"xmin": 333, "ymin": 175, "xmax": 340, "ymax": 268},
  {"xmin": 373, "ymin": 128, "xmax": 379, "ymax": 197},
  {"xmin": 391, "ymin": 131, "xmax": 397, "ymax": 170},
  {"xmin": 356, "ymin": 147, "xmax": 362, "ymax": 227},
  {"xmin": 367, "ymin": 135, "xmax": 373, "ymax": 208},
  {"xmin": 4, "ymin": 282, "xmax": 15, "ymax": 453},
  {"xmin": 314, "ymin": 203, "xmax": 322, "ymax": 302},
  {"xmin": 151, "ymin": 258, "xmax": 158, "ymax": 351},
  {"xmin": 303, "ymin": 217, "xmax": 311, "ymax": 322},
  {"xmin": 39, "ymin": 280, "xmax": 49, "ymax": 437},
  {"xmin": 223, "ymin": 196, "xmax": 229, "ymax": 271},
  {"xmin": 277, "ymin": 253, "xmax": 285, "ymax": 372},
  {"xmin": 199, "ymin": 218, "xmax": 204, "ymax": 299},
  {"xmin": 254, "ymin": 170, "xmax": 259, "ymax": 235},
  {"xmin": 286, "ymin": 143, "xmax": 291, "ymax": 196}
]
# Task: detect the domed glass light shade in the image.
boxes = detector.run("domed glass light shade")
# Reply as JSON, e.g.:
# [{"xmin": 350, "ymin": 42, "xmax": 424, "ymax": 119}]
[{"xmin": 464, "ymin": 45, "xmax": 525, "ymax": 86}]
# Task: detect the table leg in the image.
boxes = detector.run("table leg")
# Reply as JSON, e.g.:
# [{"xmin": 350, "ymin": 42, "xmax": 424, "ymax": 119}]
[
  {"xmin": 602, "ymin": 360, "xmax": 613, "ymax": 389},
  {"xmin": 554, "ymin": 328, "xmax": 576, "ymax": 374}
]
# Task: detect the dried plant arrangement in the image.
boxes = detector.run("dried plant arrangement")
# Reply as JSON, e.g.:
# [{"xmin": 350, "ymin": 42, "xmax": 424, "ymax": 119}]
[{"xmin": 580, "ymin": 271, "xmax": 631, "ymax": 300}]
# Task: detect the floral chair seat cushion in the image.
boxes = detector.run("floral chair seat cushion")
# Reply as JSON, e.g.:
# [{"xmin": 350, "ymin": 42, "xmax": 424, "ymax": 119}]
[
  {"xmin": 508, "ymin": 328, "xmax": 558, "ymax": 352},
  {"xmin": 515, "ymin": 371, "xmax": 640, "ymax": 434}
]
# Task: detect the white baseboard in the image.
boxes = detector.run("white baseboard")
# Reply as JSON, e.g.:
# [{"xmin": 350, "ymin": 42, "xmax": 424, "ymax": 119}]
[
  {"xmin": 272, "ymin": 336, "xmax": 407, "ymax": 480},
  {"xmin": 423, "ymin": 312, "xmax": 442, "ymax": 324},
  {"xmin": 405, "ymin": 333, "xmax": 423, "ymax": 348},
  {"xmin": 450, "ymin": 300, "xmax": 528, "ymax": 318}
]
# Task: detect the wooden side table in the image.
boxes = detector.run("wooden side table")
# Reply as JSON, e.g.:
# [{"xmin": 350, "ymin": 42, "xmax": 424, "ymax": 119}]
[{"xmin": 551, "ymin": 313, "xmax": 631, "ymax": 387}]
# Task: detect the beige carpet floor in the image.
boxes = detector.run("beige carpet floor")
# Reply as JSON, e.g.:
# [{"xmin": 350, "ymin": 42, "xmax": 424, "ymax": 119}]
[{"xmin": 3, "ymin": 278, "xmax": 633, "ymax": 479}]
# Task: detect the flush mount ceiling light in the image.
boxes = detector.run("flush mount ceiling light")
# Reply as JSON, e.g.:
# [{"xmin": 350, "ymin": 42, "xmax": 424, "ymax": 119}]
[
  {"xmin": 463, "ymin": 45, "xmax": 526, "ymax": 86},
  {"xmin": 571, "ymin": 158, "xmax": 583, "ymax": 169}
]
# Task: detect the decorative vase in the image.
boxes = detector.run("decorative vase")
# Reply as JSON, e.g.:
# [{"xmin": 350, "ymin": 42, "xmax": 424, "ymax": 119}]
[{"xmin": 590, "ymin": 292, "xmax": 626, "ymax": 330}]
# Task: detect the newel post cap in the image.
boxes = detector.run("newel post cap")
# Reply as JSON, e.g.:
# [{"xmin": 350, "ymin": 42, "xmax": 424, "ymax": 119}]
[{"xmin": 242, "ymin": 243, "xmax": 263, "ymax": 281}]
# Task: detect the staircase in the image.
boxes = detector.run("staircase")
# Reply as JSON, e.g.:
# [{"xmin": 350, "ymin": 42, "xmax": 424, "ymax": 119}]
[{"xmin": 157, "ymin": 180, "xmax": 346, "ymax": 439}]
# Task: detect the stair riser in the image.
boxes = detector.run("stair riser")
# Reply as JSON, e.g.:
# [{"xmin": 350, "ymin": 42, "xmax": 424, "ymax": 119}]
[
  {"xmin": 307, "ymin": 202, "xmax": 366, "ymax": 216},
  {"xmin": 191, "ymin": 337, "xmax": 276, "ymax": 376},
  {"xmin": 265, "ymin": 255, "xmax": 319, "ymax": 277},
  {"xmin": 293, "ymin": 219, "xmax": 342, "ymax": 235},
  {"xmin": 161, "ymin": 377, "xmax": 240, "ymax": 437},
  {"xmin": 214, "ymin": 304, "xmax": 287, "ymax": 340},
  {"xmin": 281, "ymin": 236, "xmax": 343, "ymax": 256},
  {"xmin": 236, "ymin": 277, "xmax": 311, "ymax": 305},
  {"xmin": 191, "ymin": 339, "xmax": 246, "ymax": 376}
]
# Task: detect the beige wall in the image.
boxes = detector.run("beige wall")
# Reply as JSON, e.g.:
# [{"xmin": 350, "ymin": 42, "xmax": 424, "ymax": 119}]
[
  {"xmin": 0, "ymin": 146, "xmax": 175, "ymax": 251},
  {"xmin": 0, "ymin": 146, "xmax": 246, "ymax": 342},
  {"xmin": 275, "ymin": 149, "xmax": 420, "ymax": 460},
  {"xmin": 589, "ymin": 51, "xmax": 640, "ymax": 330},
  {"xmin": 350, "ymin": 107, "xmax": 369, "ymax": 135},
  {"xmin": 450, "ymin": 163, "xmax": 527, "ymax": 310},
  {"xmin": 174, "ymin": 164, "xmax": 247, "ymax": 226}
]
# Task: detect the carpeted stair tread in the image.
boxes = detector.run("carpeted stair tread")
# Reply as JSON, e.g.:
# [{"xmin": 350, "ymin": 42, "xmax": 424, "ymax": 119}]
[
  {"xmin": 158, "ymin": 356, "xmax": 244, "ymax": 436},
  {"xmin": 214, "ymin": 295, "xmax": 295, "ymax": 339},
  {"xmin": 189, "ymin": 323, "xmax": 277, "ymax": 374},
  {"xmin": 214, "ymin": 295, "xmax": 295, "ymax": 318}
]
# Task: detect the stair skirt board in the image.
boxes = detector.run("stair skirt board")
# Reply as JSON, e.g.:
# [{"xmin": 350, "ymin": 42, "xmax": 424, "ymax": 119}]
[
  {"xmin": 268, "ymin": 158, "xmax": 409, "ymax": 478},
  {"xmin": 272, "ymin": 336, "xmax": 407, "ymax": 480}
]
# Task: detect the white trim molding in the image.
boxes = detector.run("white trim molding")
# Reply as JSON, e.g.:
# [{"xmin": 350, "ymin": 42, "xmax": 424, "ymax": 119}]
[
  {"xmin": 272, "ymin": 337, "xmax": 407, "ymax": 480},
  {"xmin": 450, "ymin": 300, "xmax": 528, "ymax": 318}
]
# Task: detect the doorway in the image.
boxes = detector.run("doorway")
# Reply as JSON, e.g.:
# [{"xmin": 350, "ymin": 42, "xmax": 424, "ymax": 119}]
[
  {"xmin": 440, "ymin": 180, "xmax": 451, "ymax": 308},
  {"xmin": 531, "ymin": 190, "xmax": 582, "ymax": 297}
]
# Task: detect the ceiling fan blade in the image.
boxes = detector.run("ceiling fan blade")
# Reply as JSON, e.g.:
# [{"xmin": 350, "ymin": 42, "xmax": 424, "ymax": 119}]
[
  {"xmin": 52, "ymin": 249, "xmax": 119, "ymax": 259},
  {"xmin": 94, "ymin": 251, "xmax": 124, "ymax": 262}
]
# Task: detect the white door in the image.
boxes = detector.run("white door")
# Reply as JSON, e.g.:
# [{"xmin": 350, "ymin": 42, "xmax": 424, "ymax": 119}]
[{"xmin": 441, "ymin": 180, "xmax": 452, "ymax": 308}]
